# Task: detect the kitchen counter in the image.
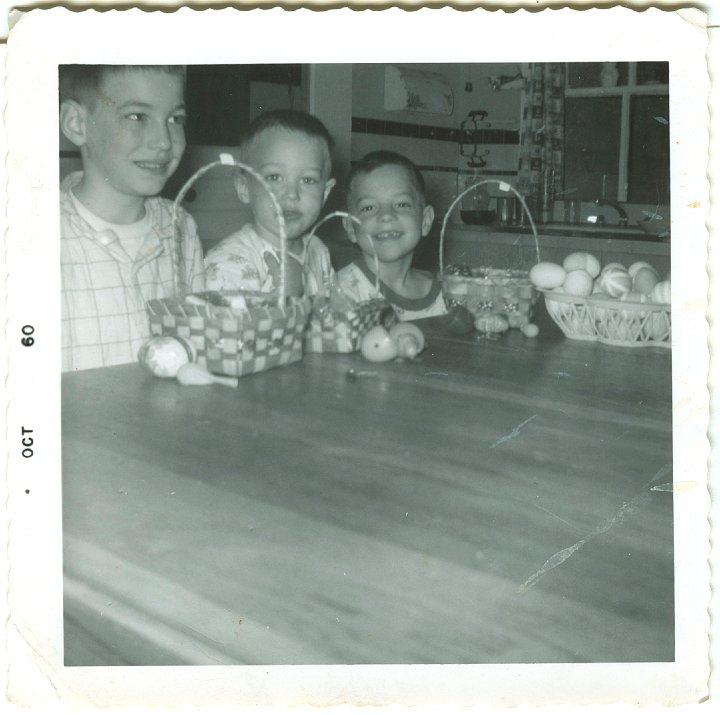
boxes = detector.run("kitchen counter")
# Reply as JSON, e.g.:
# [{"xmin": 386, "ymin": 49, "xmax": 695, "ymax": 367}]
[
  {"xmin": 62, "ymin": 314, "xmax": 673, "ymax": 666},
  {"xmin": 443, "ymin": 224, "xmax": 671, "ymax": 277}
]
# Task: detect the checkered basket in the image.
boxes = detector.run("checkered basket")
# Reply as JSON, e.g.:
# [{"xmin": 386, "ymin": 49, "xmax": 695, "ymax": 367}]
[
  {"xmin": 439, "ymin": 180, "xmax": 540, "ymax": 329},
  {"xmin": 146, "ymin": 154, "xmax": 311, "ymax": 377},
  {"xmin": 302, "ymin": 212, "xmax": 393, "ymax": 353}
]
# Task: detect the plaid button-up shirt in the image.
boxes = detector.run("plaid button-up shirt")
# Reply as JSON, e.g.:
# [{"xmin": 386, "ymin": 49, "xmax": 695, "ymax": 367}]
[{"xmin": 61, "ymin": 172, "xmax": 205, "ymax": 372}]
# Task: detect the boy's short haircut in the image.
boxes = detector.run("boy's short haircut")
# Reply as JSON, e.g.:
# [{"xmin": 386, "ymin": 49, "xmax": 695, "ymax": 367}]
[
  {"xmin": 347, "ymin": 150, "xmax": 427, "ymax": 203},
  {"xmin": 240, "ymin": 109, "xmax": 334, "ymax": 170},
  {"xmin": 59, "ymin": 65, "xmax": 186, "ymax": 108}
]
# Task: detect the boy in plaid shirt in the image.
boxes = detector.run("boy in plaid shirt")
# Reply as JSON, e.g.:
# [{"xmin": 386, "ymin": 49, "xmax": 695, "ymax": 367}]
[{"xmin": 59, "ymin": 65, "xmax": 204, "ymax": 371}]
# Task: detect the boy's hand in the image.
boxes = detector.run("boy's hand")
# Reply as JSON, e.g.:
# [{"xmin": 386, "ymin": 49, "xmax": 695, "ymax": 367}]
[{"xmin": 263, "ymin": 253, "xmax": 304, "ymax": 297}]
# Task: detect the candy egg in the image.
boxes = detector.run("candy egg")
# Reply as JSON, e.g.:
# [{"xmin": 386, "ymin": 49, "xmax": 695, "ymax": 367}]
[
  {"xmin": 563, "ymin": 252, "xmax": 601, "ymax": 279},
  {"xmin": 139, "ymin": 336, "xmax": 196, "ymax": 378},
  {"xmin": 521, "ymin": 322, "xmax": 539, "ymax": 338},
  {"xmin": 563, "ymin": 269, "xmax": 594, "ymax": 297},
  {"xmin": 632, "ymin": 266, "xmax": 660, "ymax": 294},
  {"xmin": 529, "ymin": 262, "xmax": 566, "ymax": 290},
  {"xmin": 598, "ymin": 266, "xmax": 632, "ymax": 298},
  {"xmin": 389, "ymin": 322, "xmax": 425, "ymax": 359}
]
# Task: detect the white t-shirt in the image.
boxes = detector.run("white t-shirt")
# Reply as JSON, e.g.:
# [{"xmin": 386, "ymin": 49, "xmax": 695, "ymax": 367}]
[{"xmin": 70, "ymin": 190, "xmax": 152, "ymax": 260}]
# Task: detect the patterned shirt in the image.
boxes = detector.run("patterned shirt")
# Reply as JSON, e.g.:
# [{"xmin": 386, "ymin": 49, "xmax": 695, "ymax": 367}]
[
  {"xmin": 61, "ymin": 172, "xmax": 205, "ymax": 372},
  {"xmin": 205, "ymin": 223, "xmax": 334, "ymax": 297},
  {"xmin": 337, "ymin": 259, "xmax": 447, "ymax": 321}
]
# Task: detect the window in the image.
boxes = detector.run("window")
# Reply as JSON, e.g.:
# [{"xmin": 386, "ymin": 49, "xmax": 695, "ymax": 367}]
[{"xmin": 563, "ymin": 62, "xmax": 669, "ymax": 205}]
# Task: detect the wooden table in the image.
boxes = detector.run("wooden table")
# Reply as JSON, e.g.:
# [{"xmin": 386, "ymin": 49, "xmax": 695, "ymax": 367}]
[{"xmin": 62, "ymin": 311, "xmax": 674, "ymax": 666}]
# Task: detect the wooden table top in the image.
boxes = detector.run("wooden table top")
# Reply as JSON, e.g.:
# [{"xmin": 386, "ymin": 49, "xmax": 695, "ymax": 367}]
[{"xmin": 62, "ymin": 313, "xmax": 674, "ymax": 666}]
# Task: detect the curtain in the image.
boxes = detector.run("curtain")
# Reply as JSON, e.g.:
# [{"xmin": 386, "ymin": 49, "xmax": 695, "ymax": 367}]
[{"xmin": 517, "ymin": 63, "xmax": 565, "ymax": 220}]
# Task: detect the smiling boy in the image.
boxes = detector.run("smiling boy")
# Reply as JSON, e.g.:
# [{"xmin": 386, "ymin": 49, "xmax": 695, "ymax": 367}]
[
  {"xmin": 338, "ymin": 150, "xmax": 447, "ymax": 320},
  {"xmin": 204, "ymin": 110, "xmax": 336, "ymax": 297},
  {"xmin": 59, "ymin": 65, "xmax": 204, "ymax": 371}
]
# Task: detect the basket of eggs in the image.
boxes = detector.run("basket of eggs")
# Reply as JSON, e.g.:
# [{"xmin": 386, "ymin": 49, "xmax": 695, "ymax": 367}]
[
  {"xmin": 439, "ymin": 180, "xmax": 540, "ymax": 336},
  {"xmin": 530, "ymin": 252, "xmax": 671, "ymax": 348}
]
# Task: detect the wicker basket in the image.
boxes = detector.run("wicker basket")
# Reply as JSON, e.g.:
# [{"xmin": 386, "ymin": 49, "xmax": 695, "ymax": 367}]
[
  {"xmin": 543, "ymin": 290, "xmax": 671, "ymax": 348},
  {"xmin": 302, "ymin": 212, "xmax": 393, "ymax": 353},
  {"xmin": 439, "ymin": 180, "xmax": 540, "ymax": 328},
  {"xmin": 146, "ymin": 154, "xmax": 311, "ymax": 377}
]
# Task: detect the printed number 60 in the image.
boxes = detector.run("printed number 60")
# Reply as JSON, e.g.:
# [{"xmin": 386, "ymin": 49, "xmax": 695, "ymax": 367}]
[{"xmin": 21, "ymin": 325, "xmax": 34, "ymax": 347}]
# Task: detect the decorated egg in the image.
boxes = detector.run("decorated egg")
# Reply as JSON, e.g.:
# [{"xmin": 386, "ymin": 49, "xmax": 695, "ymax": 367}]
[
  {"xmin": 563, "ymin": 269, "xmax": 594, "ymax": 297},
  {"xmin": 601, "ymin": 262, "xmax": 626, "ymax": 274},
  {"xmin": 529, "ymin": 262, "xmax": 566, "ymax": 290},
  {"xmin": 474, "ymin": 311, "xmax": 509, "ymax": 334},
  {"xmin": 632, "ymin": 266, "xmax": 660, "ymax": 295},
  {"xmin": 598, "ymin": 266, "xmax": 632, "ymax": 298},
  {"xmin": 521, "ymin": 322, "xmax": 539, "ymax": 338},
  {"xmin": 649, "ymin": 280, "xmax": 671, "ymax": 304},
  {"xmin": 563, "ymin": 252, "xmax": 601, "ymax": 279},
  {"xmin": 139, "ymin": 336, "xmax": 196, "ymax": 378}
]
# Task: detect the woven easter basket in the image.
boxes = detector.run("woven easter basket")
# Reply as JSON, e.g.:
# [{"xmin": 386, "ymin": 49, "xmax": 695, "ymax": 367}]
[
  {"xmin": 146, "ymin": 155, "xmax": 311, "ymax": 377},
  {"xmin": 543, "ymin": 290, "xmax": 671, "ymax": 348},
  {"xmin": 302, "ymin": 212, "xmax": 394, "ymax": 353},
  {"xmin": 439, "ymin": 180, "xmax": 540, "ymax": 328}
]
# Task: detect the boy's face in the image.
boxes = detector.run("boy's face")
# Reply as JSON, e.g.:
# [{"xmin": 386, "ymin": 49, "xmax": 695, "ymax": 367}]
[
  {"xmin": 236, "ymin": 127, "xmax": 335, "ymax": 244},
  {"xmin": 62, "ymin": 69, "xmax": 186, "ymax": 203},
  {"xmin": 346, "ymin": 164, "xmax": 434, "ymax": 265}
]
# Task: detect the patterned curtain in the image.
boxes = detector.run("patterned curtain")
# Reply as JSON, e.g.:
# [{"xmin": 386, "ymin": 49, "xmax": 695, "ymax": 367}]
[{"xmin": 517, "ymin": 63, "xmax": 565, "ymax": 220}]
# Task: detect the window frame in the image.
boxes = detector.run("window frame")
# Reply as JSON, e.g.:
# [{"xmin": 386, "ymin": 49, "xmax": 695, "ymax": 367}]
[{"xmin": 564, "ymin": 63, "xmax": 669, "ymax": 203}]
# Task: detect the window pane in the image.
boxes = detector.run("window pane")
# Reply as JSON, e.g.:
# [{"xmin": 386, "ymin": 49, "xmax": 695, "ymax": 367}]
[
  {"xmin": 627, "ymin": 94, "xmax": 670, "ymax": 204},
  {"xmin": 636, "ymin": 62, "xmax": 669, "ymax": 86},
  {"xmin": 564, "ymin": 96, "xmax": 622, "ymax": 201},
  {"xmin": 567, "ymin": 62, "xmax": 628, "ymax": 88}
]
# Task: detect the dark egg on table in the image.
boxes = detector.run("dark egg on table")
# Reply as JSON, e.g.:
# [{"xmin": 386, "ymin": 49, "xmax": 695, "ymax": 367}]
[{"xmin": 442, "ymin": 305, "xmax": 475, "ymax": 335}]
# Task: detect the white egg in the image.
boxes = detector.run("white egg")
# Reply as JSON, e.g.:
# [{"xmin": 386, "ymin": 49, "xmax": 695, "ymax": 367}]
[
  {"xmin": 632, "ymin": 266, "xmax": 660, "ymax": 294},
  {"xmin": 563, "ymin": 252, "xmax": 601, "ymax": 279},
  {"xmin": 529, "ymin": 262, "xmax": 566, "ymax": 290},
  {"xmin": 628, "ymin": 261, "xmax": 655, "ymax": 278},
  {"xmin": 563, "ymin": 269, "xmax": 594, "ymax": 297}
]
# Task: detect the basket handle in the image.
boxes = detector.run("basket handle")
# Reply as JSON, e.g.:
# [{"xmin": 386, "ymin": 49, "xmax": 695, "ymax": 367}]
[
  {"xmin": 171, "ymin": 154, "xmax": 289, "ymax": 306},
  {"xmin": 438, "ymin": 180, "xmax": 541, "ymax": 276},
  {"xmin": 307, "ymin": 211, "xmax": 381, "ymax": 294}
]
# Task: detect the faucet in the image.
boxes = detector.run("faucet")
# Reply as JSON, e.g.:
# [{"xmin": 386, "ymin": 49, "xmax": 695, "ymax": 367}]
[{"xmin": 595, "ymin": 198, "xmax": 629, "ymax": 227}]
